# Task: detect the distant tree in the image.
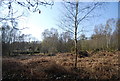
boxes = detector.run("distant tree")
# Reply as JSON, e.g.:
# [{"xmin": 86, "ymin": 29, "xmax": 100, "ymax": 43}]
[
  {"xmin": 110, "ymin": 29, "xmax": 118, "ymax": 50},
  {"xmin": 90, "ymin": 18, "xmax": 117, "ymax": 50},
  {"xmin": 1, "ymin": 23, "xmax": 20, "ymax": 55},
  {"xmin": 60, "ymin": 31, "xmax": 73, "ymax": 43},
  {"xmin": 78, "ymin": 34, "xmax": 88, "ymax": 50},
  {"xmin": 104, "ymin": 18, "xmax": 115, "ymax": 49},
  {"xmin": 116, "ymin": 19, "xmax": 120, "ymax": 51},
  {"xmin": 80, "ymin": 34, "xmax": 87, "ymax": 40},
  {"xmin": 41, "ymin": 28, "xmax": 59, "ymax": 54},
  {"xmin": 58, "ymin": 31, "xmax": 74, "ymax": 53}
]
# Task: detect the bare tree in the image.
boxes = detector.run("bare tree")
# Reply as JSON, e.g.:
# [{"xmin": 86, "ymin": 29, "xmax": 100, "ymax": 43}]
[
  {"xmin": 104, "ymin": 18, "xmax": 115, "ymax": 49},
  {"xmin": 58, "ymin": 1, "xmax": 104, "ymax": 68},
  {"xmin": 42, "ymin": 28, "xmax": 59, "ymax": 54}
]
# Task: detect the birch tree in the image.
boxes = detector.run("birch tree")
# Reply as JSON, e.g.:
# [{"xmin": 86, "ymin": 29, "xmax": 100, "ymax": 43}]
[
  {"xmin": 116, "ymin": 19, "xmax": 120, "ymax": 51},
  {"xmin": 104, "ymin": 18, "xmax": 115, "ymax": 49}
]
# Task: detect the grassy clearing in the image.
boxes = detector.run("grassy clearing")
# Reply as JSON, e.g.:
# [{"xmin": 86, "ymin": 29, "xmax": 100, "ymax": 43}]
[{"xmin": 2, "ymin": 51, "xmax": 120, "ymax": 80}]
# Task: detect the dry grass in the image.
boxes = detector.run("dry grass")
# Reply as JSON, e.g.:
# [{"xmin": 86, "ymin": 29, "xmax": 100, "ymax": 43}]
[{"xmin": 2, "ymin": 51, "xmax": 120, "ymax": 80}]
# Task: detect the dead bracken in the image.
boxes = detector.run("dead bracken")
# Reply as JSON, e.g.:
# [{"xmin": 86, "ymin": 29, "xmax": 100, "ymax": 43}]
[{"xmin": 2, "ymin": 51, "xmax": 120, "ymax": 80}]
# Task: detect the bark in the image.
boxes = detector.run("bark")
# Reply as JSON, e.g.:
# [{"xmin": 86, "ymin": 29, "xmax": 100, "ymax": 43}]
[{"xmin": 74, "ymin": 0, "xmax": 78, "ymax": 68}]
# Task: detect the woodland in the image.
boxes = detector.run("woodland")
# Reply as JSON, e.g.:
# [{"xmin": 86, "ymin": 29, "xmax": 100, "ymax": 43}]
[{"xmin": 0, "ymin": 0, "xmax": 120, "ymax": 80}]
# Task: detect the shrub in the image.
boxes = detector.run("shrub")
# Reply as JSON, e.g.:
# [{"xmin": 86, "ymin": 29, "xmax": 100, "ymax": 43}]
[{"xmin": 78, "ymin": 50, "xmax": 89, "ymax": 58}]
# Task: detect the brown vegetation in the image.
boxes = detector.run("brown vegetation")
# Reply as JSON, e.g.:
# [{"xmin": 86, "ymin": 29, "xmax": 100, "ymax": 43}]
[{"xmin": 2, "ymin": 51, "xmax": 120, "ymax": 80}]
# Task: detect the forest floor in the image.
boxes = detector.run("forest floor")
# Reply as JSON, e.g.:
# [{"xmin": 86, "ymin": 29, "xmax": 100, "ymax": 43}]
[{"xmin": 2, "ymin": 51, "xmax": 120, "ymax": 81}]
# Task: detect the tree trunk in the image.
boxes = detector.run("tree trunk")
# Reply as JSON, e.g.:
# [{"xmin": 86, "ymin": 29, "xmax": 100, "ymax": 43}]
[
  {"xmin": 106, "ymin": 35, "xmax": 109, "ymax": 49},
  {"xmin": 74, "ymin": 0, "xmax": 78, "ymax": 68},
  {"xmin": 74, "ymin": 38, "xmax": 78, "ymax": 68}
]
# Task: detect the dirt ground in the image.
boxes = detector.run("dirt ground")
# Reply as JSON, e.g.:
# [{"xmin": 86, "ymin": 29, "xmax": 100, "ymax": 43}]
[{"xmin": 2, "ymin": 51, "xmax": 120, "ymax": 80}]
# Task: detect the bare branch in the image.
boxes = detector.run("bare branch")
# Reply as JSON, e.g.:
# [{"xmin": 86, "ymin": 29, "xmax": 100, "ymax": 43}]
[
  {"xmin": 77, "ymin": 3, "xmax": 100, "ymax": 25},
  {"xmin": 62, "ymin": 2, "xmax": 75, "ymax": 18},
  {"xmin": 58, "ymin": 22, "xmax": 74, "ymax": 34}
]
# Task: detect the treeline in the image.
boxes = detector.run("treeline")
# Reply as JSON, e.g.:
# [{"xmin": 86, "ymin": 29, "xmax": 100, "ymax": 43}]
[
  {"xmin": 80, "ymin": 18, "xmax": 119, "ymax": 51},
  {"xmin": 1, "ymin": 18, "xmax": 120, "ymax": 56},
  {"xmin": 40, "ymin": 18, "xmax": 119, "ymax": 53}
]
